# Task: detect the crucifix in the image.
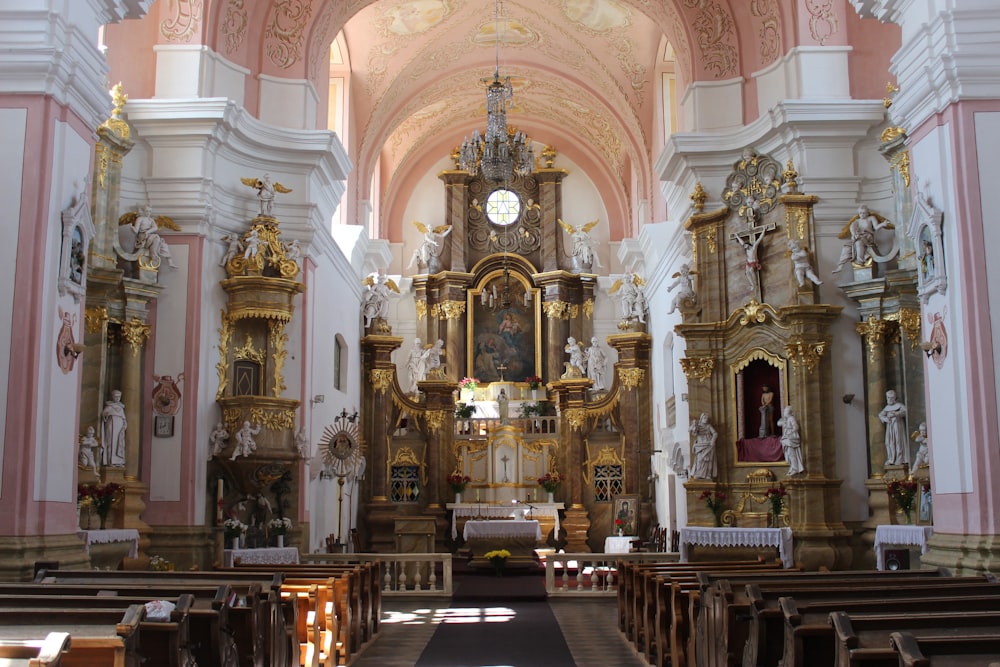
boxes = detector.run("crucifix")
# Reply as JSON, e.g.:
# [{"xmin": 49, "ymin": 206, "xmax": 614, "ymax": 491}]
[
  {"xmin": 496, "ymin": 362, "xmax": 507, "ymax": 382},
  {"xmin": 730, "ymin": 202, "xmax": 776, "ymax": 301},
  {"xmin": 500, "ymin": 453, "xmax": 511, "ymax": 483}
]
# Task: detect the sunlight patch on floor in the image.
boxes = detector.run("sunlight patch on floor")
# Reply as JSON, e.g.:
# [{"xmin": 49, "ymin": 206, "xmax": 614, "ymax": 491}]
[{"xmin": 380, "ymin": 605, "xmax": 517, "ymax": 626}]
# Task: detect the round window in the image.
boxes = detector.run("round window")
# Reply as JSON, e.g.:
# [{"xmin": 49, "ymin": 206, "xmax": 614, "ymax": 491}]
[{"xmin": 485, "ymin": 189, "xmax": 521, "ymax": 226}]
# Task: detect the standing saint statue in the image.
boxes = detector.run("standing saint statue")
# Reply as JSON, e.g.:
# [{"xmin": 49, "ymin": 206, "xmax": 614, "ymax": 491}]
[
  {"xmin": 777, "ymin": 406, "xmax": 805, "ymax": 476},
  {"xmin": 879, "ymin": 389, "xmax": 908, "ymax": 466},
  {"xmin": 101, "ymin": 390, "xmax": 127, "ymax": 467},
  {"xmin": 689, "ymin": 413, "xmax": 718, "ymax": 480},
  {"xmin": 585, "ymin": 337, "xmax": 608, "ymax": 391},
  {"xmin": 758, "ymin": 385, "xmax": 776, "ymax": 438},
  {"xmin": 405, "ymin": 337, "xmax": 426, "ymax": 394}
]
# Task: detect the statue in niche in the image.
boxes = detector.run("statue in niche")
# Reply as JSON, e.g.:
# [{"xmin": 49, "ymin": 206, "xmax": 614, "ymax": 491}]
[
  {"xmin": 407, "ymin": 222, "xmax": 452, "ymax": 274},
  {"xmin": 689, "ymin": 413, "xmax": 718, "ymax": 480},
  {"xmin": 832, "ymin": 205, "xmax": 895, "ymax": 273},
  {"xmin": 879, "ymin": 389, "xmax": 908, "ymax": 467},
  {"xmin": 666, "ymin": 263, "xmax": 697, "ymax": 314},
  {"xmin": 777, "ymin": 406, "xmax": 805, "ymax": 476},
  {"xmin": 101, "ymin": 390, "xmax": 127, "ymax": 467},
  {"xmin": 758, "ymin": 385, "xmax": 776, "ymax": 438}
]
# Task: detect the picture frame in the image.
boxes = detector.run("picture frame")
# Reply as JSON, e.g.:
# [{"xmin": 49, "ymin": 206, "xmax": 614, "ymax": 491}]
[
  {"xmin": 154, "ymin": 415, "xmax": 174, "ymax": 438},
  {"xmin": 612, "ymin": 494, "xmax": 639, "ymax": 536}
]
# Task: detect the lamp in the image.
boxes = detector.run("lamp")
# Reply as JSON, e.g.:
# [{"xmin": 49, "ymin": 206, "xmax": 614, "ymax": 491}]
[{"xmin": 458, "ymin": 0, "xmax": 534, "ymax": 182}]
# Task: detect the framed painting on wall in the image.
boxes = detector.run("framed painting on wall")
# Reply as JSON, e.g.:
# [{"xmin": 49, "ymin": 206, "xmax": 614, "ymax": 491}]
[
  {"xmin": 468, "ymin": 269, "xmax": 541, "ymax": 383},
  {"xmin": 612, "ymin": 494, "xmax": 639, "ymax": 536}
]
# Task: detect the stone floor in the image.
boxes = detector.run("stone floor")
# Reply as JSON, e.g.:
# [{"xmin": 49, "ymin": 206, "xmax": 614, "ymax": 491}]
[{"xmin": 347, "ymin": 596, "xmax": 650, "ymax": 667}]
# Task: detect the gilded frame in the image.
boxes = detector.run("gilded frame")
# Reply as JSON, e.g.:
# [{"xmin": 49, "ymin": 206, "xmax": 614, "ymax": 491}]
[
  {"xmin": 467, "ymin": 268, "xmax": 542, "ymax": 383},
  {"xmin": 612, "ymin": 494, "xmax": 639, "ymax": 536}
]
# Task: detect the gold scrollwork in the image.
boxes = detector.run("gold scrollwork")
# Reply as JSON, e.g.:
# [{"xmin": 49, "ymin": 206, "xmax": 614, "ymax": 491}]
[
  {"xmin": 430, "ymin": 300, "xmax": 466, "ymax": 320},
  {"xmin": 121, "ymin": 317, "xmax": 150, "ymax": 357},
  {"xmin": 269, "ymin": 320, "xmax": 288, "ymax": 397},
  {"xmin": 856, "ymin": 314, "xmax": 890, "ymax": 365},
  {"xmin": 369, "ymin": 368, "xmax": 395, "ymax": 394},
  {"xmin": 564, "ymin": 407, "xmax": 588, "ymax": 431},
  {"xmin": 583, "ymin": 298, "xmax": 594, "ymax": 319},
  {"xmin": 234, "ymin": 333, "xmax": 265, "ymax": 363},
  {"xmin": 782, "ymin": 159, "xmax": 799, "ymax": 193},
  {"xmin": 216, "ymin": 311, "xmax": 232, "ymax": 399},
  {"xmin": 248, "ymin": 407, "xmax": 296, "ymax": 431},
  {"xmin": 784, "ymin": 339, "xmax": 826, "ymax": 374},
  {"xmin": 680, "ymin": 357, "xmax": 714, "ymax": 383},
  {"xmin": 738, "ymin": 299, "xmax": 770, "ymax": 326},
  {"xmin": 690, "ymin": 182, "xmax": 707, "ymax": 211},
  {"xmin": 880, "ymin": 125, "xmax": 906, "ymax": 142},
  {"xmin": 618, "ymin": 367, "xmax": 645, "ymax": 390},
  {"xmin": 424, "ymin": 410, "xmax": 449, "ymax": 433},
  {"xmin": 542, "ymin": 301, "xmax": 573, "ymax": 320},
  {"xmin": 415, "ymin": 300, "xmax": 427, "ymax": 320},
  {"xmin": 893, "ymin": 308, "xmax": 922, "ymax": 350},
  {"xmin": 890, "ymin": 150, "xmax": 911, "ymax": 188},
  {"xmin": 84, "ymin": 306, "xmax": 108, "ymax": 334}
]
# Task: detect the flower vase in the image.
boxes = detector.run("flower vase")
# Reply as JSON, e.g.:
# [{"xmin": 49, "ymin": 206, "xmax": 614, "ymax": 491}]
[
  {"xmin": 902, "ymin": 508, "xmax": 913, "ymax": 525},
  {"xmin": 98, "ymin": 514, "xmax": 107, "ymax": 530},
  {"xmin": 460, "ymin": 388, "xmax": 474, "ymax": 402},
  {"xmin": 618, "ymin": 528, "xmax": 623, "ymax": 537},
  {"xmin": 547, "ymin": 492, "xmax": 554, "ymax": 504},
  {"xmin": 230, "ymin": 537, "xmax": 239, "ymax": 550},
  {"xmin": 277, "ymin": 534, "xmax": 285, "ymax": 548},
  {"xmin": 491, "ymin": 559, "xmax": 506, "ymax": 577},
  {"xmin": 768, "ymin": 512, "xmax": 780, "ymax": 528},
  {"xmin": 713, "ymin": 513, "xmax": 723, "ymax": 528},
  {"xmin": 532, "ymin": 388, "xmax": 538, "ymax": 400},
  {"xmin": 455, "ymin": 492, "xmax": 462, "ymax": 504}
]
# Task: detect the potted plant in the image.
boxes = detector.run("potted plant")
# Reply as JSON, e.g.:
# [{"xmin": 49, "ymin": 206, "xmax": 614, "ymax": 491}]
[
  {"xmin": 887, "ymin": 478, "xmax": 919, "ymax": 524},
  {"xmin": 537, "ymin": 472, "xmax": 561, "ymax": 502},
  {"xmin": 446, "ymin": 472, "xmax": 471, "ymax": 503},
  {"xmin": 454, "ymin": 403, "xmax": 475, "ymax": 419},
  {"xmin": 764, "ymin": 485, "xmax": 787, "ymax": 527},
  {"xmin": 699, "ymin": 489, "xmax": 727, "ymax": 527},
  {"xmin": 268, "ymin": 516, "xmax": 292, "ymax": 547},
  {"xmin": 484, "ymin": 548, "xmax": 511, "ymax": 576}
]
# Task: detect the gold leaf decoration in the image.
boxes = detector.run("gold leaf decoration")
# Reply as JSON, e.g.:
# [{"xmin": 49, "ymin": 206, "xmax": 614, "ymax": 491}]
[
  {"xmin": 216, "ymin": 311, "xmax": 232, "ymax": 400},
  {"xmin": 618, "ymin": 367, "xmax": 645, "ymax": 390},
  {"xmin": 784, "ymin": 339, "xmax": 826, "ymax": 374},
  {"xmin": 583, "ymin": 298, "xmax": 594, "ymax": 319},
  {"xmin": 430, "ymin": 300, "xmax": 466, "ymax": 320},
  {"xmin": 424, "ymin": 410, "xmax": 448, "ymax": 433},
  {"xmin": 121, "ymin": 317, "xmax": 150, "ymax": 357},
  {"xmin": 690, "ymin": 182, "xmax": 707, "ymax": 211},
  {"xmin": 85, "ymin": 306, "xmax": 108, "ymax": 334},
  {"xmin": 369, "ymin": 368, "xmax": 395, "ymax": 394},
  {"xmin": 269, "ymin": 320, "xmax": 288, "ymax": 397},
  {"xmin": 680, "ymin": 357, "xmax": 714, "ymax": 383},
  {"xmin": 894, "ymin": 308, "xmax": 922, "ymax": 350},
  {"xmin": 543, "ymin": 301, "xmax": 573, "ymax": 320},
  {"xmin": 564, "ymin": 408, "xmax": 588, "ymax": 431},
  {"xmin": 856, "ymin": 314, "xmax": 890, "ymax": 365},
  {"xmin": 415, "ymin": 300, "xmax": 427, "ymax": 320},
  {"xmin": 738, "ymin": 299, "xmax": 769, "ymax": 326}
]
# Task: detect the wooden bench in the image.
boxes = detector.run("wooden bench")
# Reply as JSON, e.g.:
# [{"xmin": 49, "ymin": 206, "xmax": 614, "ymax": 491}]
[
  {"xmin": 0, "ymin": 632, "xmax": 70, "ymax": 667},
  {"xmin": 35, "ymin": 569, "xmax": 286, "ymax": 667},
  {"xmin": 891, "ymin": 630, "xmax": 1000, "ymax": 667},
  {"xmin": 831, "ymin": 610, "xmax": 1000, "ymax": 667},
  {"xmin": 0, "ymin": 604, "xmax": 143, "ymax": 667}
]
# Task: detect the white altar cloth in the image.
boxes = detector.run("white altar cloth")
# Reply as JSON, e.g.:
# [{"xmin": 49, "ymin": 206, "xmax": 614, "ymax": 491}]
[
  {"xmin": 447, "ymin": 503, "xmax": 562, "ymax": 539},
  {"xmin": 680, "ymin": 527, "xmax": 794, "ymax": 568},
  {"xmin": 463, "ymin": 519, "xmax": 542, "ymax": 542},
  {"xmin": 874, "ymin": 525, "xmax": 933, "ymax": 570},
  {"xmin": 224, "ymin": 546, "xmax": 300, "ymax": 568},
  {"xmin": 76, "ymin": 529, "xmax": 140, "ymax": 559},
  {"xmin": 604, "ymin": 535, "xmax": 637, "ymax": 554}
]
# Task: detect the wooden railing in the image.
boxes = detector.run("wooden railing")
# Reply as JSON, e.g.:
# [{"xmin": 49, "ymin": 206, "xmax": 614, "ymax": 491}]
[{"xmin": 302, "ymin": 550, "xmax": 678, "ymax": 597}]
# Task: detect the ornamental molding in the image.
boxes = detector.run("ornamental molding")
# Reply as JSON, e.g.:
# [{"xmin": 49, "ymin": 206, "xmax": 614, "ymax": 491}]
[
  {"xmin": 784, "ymin": 339, "xmax": 826, "ymax": 374},
  {"xmin": 425, "ymin": 410, "xmax": 448, "ymax": 433},
  {"xmin": 618, "ymin": 367, "xmax": 645, "ymax": 390},
  {"xmin": 369, "ymin": 369, "xmax": 395, "ymax": 394},
  {"xmin": 430, "ymin": 300, "xmax": 465, "ymax": 320},
  {"xmin": 121, "ymin": 317, "xmax": 150, "ymax": 357},
  {"xmin": 680, "ymin": 357, "xmax": 714, "ymax": 383},
  {"xmin": 564, "ymin": 407, "xmax": 588, "ymax": 431}
]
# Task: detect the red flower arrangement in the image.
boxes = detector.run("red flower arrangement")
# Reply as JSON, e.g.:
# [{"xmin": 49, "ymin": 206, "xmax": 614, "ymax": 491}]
[
  {"xmin": 537, "ymin": 472, "xmax": 562, "ymax": 493},
  {"xmin": 698, "ymin": 490, "xmax": 727, "ymax": 515},
  {"xmin": 78, "ymin": 482, "xmax": 124, "ymax": 528},
  {"xmin": 887, "ymin": 478, "xmax": 919, "ymax": 520},
  {"xmin": 764, "ymin": 485, "xmax": 787, "ymax": 516},
  {"xmin": 446, "ymin": 473, "xmax": 471, "ymax": 493},
  {"xmin": 526, "ymin": 376, "xmax": 543, "ymax": 390}
]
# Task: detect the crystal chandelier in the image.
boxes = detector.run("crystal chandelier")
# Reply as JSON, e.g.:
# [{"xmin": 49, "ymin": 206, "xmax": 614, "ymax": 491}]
[{"xmin": 458, "ymin": 1, "xmax": 534, "ymax": 182}]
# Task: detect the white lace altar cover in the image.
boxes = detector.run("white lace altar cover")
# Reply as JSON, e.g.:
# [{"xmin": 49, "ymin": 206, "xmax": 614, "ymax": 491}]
[
  {"xmin": 680, "ymin": 527, "xmax": 794, "ymax": 568},
  {"xmin": 76, "ymin": 529, "xmax": 140, "ymax": 558},
  {"xmin": 224, "ymin": 546, "xmax": 300, "ymax": 568},
  {"xmin": 447, "ymin": 503, "xmax": 562, "ymax": 539},
  {"xmin": 874, "ymin": 524, "xmax": 934, "ymax": 570},
  {"xmin": 604, "ymin": 535, "xmax": 637, "ymax": 554},
  {"xmin": 463, "ymin": 519, "xmax": 542, "ymax": 541}
]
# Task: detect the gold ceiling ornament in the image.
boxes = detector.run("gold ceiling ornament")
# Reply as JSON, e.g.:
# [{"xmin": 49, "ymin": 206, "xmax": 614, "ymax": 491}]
[
  {"xmin": 784, "ymin": 339, "xmax": 826, "ymax": 374},
  {"xmin": 248, "ymin": 407, "xmax": 297, "ymax": 431},
  {"xmin": 414, "ymin": 299, "xmax": 427, "ymax": 320},
  {"xmin": 542, "ymin": 301, "xmax": 574, "ymax": 320},
  {"xmin": 618, "ymin": 367, "xmax": 646, "ymax": 390},
  {"xmin": 233, "ymin": 333, "xmax": 265, "ymax": 363},
  {"xmin": 782, "ymin": 159, "xmax": 799, "ymax": 193},
  {"xmin": 430, "ymin": 300, "xmax": 466, "ymax": 320},
  {"xmin": 84, "ymin": 306, "xmax": 108, "ymax": 335},
  {"xmin": 424, "ymin": 410, "xmax": 449, "ymax": 433},
  {"xmin": 369, "ymin": 368, "xmax": 395, "ymax": 394},
  {"xmin": 899, "ymin": 308, "xmax": 922, "ymax": 350},
  {"xmin": 690, "ymin": 182, "xmax": 708, "ymax": 211},
  {"xmin": 856, "ymin": 314, "xmax": 890, "ymax": 365},
  {"xmin": 268, "ymin": 320, "xmax": 288, "ymax": 398},
  {"xmin": 582, "ymin": 298, "xmax": 594, "ymax": 319},
  {"xmin": 121, "ymin": 317, "xmax": 151, "ymax": 357},
  {"xmin": 216, "ymin": 311, "xmax": 233, "ymax": 399},
  {"xmin": 563, "ymin": 407, "xmax": 589, "ymax": 431},
  {"xmin": 738, "ymin": 299, "xmax": 770, "ymax": 326},
  {"xmin": 680, "ymin": 357, "xmax": 714, "ymax": 383}
]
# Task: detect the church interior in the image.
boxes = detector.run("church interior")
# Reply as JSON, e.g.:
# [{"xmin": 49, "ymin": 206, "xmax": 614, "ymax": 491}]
[{"xmin": 3, "ymin": 0, "xmax": 1000, "ymax": 586}]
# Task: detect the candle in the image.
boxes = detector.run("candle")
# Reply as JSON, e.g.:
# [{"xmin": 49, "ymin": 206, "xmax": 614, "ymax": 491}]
[
  {"xmin": 216, "ymin": 479, "xmax": 224, "ymax": 525},
  {"xmin": 476, "ymin": 489, "xmax": 480, "ymax": 502}
]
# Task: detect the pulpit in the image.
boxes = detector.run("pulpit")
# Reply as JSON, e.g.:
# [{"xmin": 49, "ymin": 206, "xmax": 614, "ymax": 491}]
[{"xmin": 463, "ymin": 519, "xmax": 542, "ymax": 569}]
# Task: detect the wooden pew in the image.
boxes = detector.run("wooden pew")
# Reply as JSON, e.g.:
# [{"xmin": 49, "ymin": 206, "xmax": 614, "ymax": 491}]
[
  {"xmin": 0, "ymin": 632, "xmax": 71, "ymax": 667},
  {"xmin": 35, "ymin": 569, "xmax": 286, "ymax": 667},
  {"xmin": 830, "ymin": 610, "xmax": 1000, "ymax": 667},
  {"xmin": 0, "ymin": 604, "xmax": 144, "ymax": 667},
  {"xmin": 780, "ymin": 585, "xmax": 1000, "ymax": 667},
  {"xmin": 696, "ymin": 570, "xmax": 964, "ymax": 667},
  {"xmin": 891, "ymin": 630, "xmax": 1000, "ymax": 667},
  {"xmin": 749, "ymin": 585, "xmax": 1000, "ymax": 667},
  {"xmin": 0, "ymin": 583, "xmax": 239, "ymax": 667}
]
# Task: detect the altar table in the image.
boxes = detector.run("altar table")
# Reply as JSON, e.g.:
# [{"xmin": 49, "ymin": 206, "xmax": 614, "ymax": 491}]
[
  {"xmin": 447, "ymin": 503, "xmax": 562, "ymax": 540},
  {"xmin": 679, "ymin": 527, "xmax": 794, "ymax": 568},
  {"xmin": 874, "ymin": 524, "xmax": 933, "ymax": 570},
  {"xmin": 463, "ymin": 520, "xmax": 542, "ymax": 569},
  {"xmin": 224, "ymin": 546, "xmax": 300, "ymax": 568},
  {"xmin": 76, "ymin": 529, "xmax": 140, "ymax": 559},
  {"xmin": 604, "ymin": 535, "xmax": 637, "ymax": 554}
]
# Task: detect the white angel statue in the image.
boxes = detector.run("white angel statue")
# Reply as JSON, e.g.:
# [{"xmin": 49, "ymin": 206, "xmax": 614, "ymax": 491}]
[{"xmin": 558, "ymin": 218, "xmax": 602, "ymax": 272}]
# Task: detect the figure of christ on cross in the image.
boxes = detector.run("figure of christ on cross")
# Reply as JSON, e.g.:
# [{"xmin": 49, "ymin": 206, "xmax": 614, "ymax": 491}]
[{"xmin": 731, "ymin": 219, "xmax": 775, "ymax": 298}]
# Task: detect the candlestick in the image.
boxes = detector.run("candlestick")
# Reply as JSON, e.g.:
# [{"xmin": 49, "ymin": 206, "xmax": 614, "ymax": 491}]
[
  {"xmin": 216, "ymin": 479, "xmax": 224, "ymax": 525},
  {"xmin": 476, "ymin": 489, "xmax": 480, "ymax": 502}
]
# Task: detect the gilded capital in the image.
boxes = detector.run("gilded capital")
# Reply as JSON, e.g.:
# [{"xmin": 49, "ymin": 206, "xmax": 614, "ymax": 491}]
[
  {"xmin": 738, "ymin": 299, "xmax": 770, "ymax": 326},
  {"xmin": 121, "ymin": 317, "xmax": 150, "ymax": 357},
  {"xmin": 582, "ymin": 298, "xmax": 594, "ymax": 319},
  {"xmin": 680, "ymin": 357, "xmax": 714, "ymax": 383},
  {"xmin": 542, "ymin": 301, "xmax": 573, "ymax": 320},
  {"xmin": 415, "ymin": 300, "xmax": 427, "ymax": 320},
  {"xmin": 784, "ymin": 339, "xmax": 826, "ymax": 374},
  {"xmin": 430, "ymin": 300, "xmax": 466, "ymax": 320},
  {"xmin": 425, "ymin": 410, "xmax": 449, "ymax": 433},
  {"xmin": 618, "ymin": 367, "xmax": 645, "ymax": 390},
  {"xmin": 893, "ymin": 308, "xmax": 922, "ymax": 350},
  {"xmin": 856, "ymin": 314, "xmax": 890, "ymax": 365},
  {"xmin": 564, "ymin": 407, "xmax": 588, "ymax": 431},
  {"xmin": 369, "ymin": 368, "xmax": 395, "ymax": 393},
  {"xmin": 85, "ymin": 306, "xmax": 108, "ymax": 335}
]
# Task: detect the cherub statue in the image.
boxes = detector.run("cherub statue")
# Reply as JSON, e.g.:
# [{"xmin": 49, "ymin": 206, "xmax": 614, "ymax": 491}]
[
  {"xmin": 361, "ymin": 272, "xmax": 400, "ymax": 328},
  {"xmin": 557, "ymin": 219, "xmax": 602, "ymax": 271},
  {"xmin": 564, "ymin": 336, "xmax": 586, "ymax": 374},
  {"xmin": 231, "ymin": 421, "xmax": 261, "ymax": 461},
  {"xmin": 407, "ymin": 222, "xmax": 452, "ymax": 274},
  {"xmin": 912, "ymin": 422, "xmax": 930, "ymax": 468},
  {"xmin": 118, "ymin": 204, "xmax": 180, "ymax": 269},
  {"xmin": 243, "ymin": 228, "xmax": 262, "ymax": 260},
  {"xmin": 78, "ymin": 426, "xmax": 100, "ymax": 474},
  {"xmin": 422, "ymin": 339, "xmax": 445, "ymax": 378},
  {"xmin": 220, "ymin": 234, "xmax": 242, "ymax": 267},
  {"xmin": 240, "ymin": 173, "xmax": 292, "ymax": 217},
  {"xmin": 833, "ymin": 205, "xmax": 895, "ymax": 273},
  {"xmin": 609, "ymin": 271, "xmax": 648, "ymax": 324},
  {"xmin": 666, "ymin": 263, "xmax": 697, "ymax": 314},
  {"xmin": 208, "ymin": 421, "xmax": 229, "ymax": 460},
  {"xmin": 788, "ymin": 239, "xmax": 823, "ymax": 287}
]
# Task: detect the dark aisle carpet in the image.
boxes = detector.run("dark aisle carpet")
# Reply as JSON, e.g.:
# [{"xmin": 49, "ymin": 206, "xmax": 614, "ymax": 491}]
[
  {"xmin": 452, "ymin": 569, "xmax": 547, "ymax": 601},
  {"xmin": 414, "ymin": 599, "xmax": 575, "ymax": 667}
]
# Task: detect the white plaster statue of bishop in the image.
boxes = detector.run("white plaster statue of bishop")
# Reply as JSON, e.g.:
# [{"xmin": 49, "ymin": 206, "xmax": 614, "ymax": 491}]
[{"xmin": 101, "ymin": 390, "xmax": 127, "ymax": 467}]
